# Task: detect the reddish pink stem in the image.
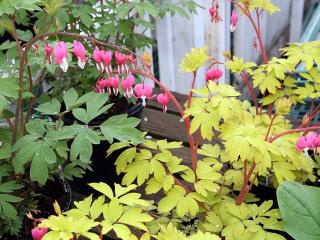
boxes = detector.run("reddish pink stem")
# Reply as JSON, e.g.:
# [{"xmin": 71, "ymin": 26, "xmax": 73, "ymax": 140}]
[
  {"xmin": 137, "ymin": 71, "xmax": 198, "ymax": 170},
  {"xmin": 270, "ymin": 126, "xmax": 320, "ymax": 143},
  {"xmin": 187, "ymin": 71, "xmax": 197, "ymax": 109},
  {"xmin": 240, "ymin": 72, "xmax": 259, "ymax": 114}
]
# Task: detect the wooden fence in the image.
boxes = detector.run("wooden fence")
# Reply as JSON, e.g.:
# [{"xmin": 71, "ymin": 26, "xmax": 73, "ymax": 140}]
[{"xmin": 154, "ymin": 0, "xmax": 304, "ymax": 94}]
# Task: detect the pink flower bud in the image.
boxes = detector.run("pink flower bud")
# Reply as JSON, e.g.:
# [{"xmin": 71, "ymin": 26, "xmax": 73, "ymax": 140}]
[
  {"xmin": 44, "ymin": 43, "xmax": 53, "ymax": 64},
  {"xmin": 134, "ymin": 83, "xmax": 153, "ymax": 107},
  {"xmin": 157, "ymin": 93, "xmax": 170, "ymax": 113},
  {"xmin": 93, "ymin": 46, "xmax": 104, "ymax": 72},
  {"xmin": 31, "ymin": 227, "xmax": 48, "ymax": 240},
  {"xmin": 73, "ymin": 40, "xmax": 87, "ymax": 69},
  {"xmin": 205, "ymin": 68, "xmax": 223, "ymax": 81},
  {"xmin": 230, "ymin": 10, "xmax": 238, "ymax": 32},
  {"xmin": 54, "ymin": 41, "xmax": 68, "ymax": 72}
]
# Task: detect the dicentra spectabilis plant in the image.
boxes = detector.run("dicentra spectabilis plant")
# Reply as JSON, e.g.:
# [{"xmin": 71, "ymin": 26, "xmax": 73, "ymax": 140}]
[{"xmin": 4, "ymin": 0, "xmax": 320, "ymax": 239}]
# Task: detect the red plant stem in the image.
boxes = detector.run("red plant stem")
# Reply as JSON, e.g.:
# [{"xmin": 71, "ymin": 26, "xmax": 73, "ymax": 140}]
[
  {"xmin": 174, "ymin": 176, "xmax": 191, "ymax": 193},
  {"xmin": 240, "ymin": 71, "xmax": 259, "ymax": 114},
  {"xmin": 243, "ymin": 159, "xmax": 247, "ymax": 179},
  {"xmin": 236, "ymin": 161, "xmax": 256, "ymax": 205},
  {"xmin": 232, "ymin": 2, "xmax": 268, "ymax": 64},
  {"xmin": 187, "ymin": 71, "xmax": 197, "ymax": 109},
  {"xmin": 246, "ymin": 12, "xmax": 268, "ymax": 64},
  {"xmin": 240, "ymin": 171, "xmax": 258, "ymax": 202},
  {"xmin": 264, "ymin": 114, "xmax": 277, "ymax": 141},
  {"xmin": 270, "ymin": 126, "xmax": 320, "ymax": 143}
]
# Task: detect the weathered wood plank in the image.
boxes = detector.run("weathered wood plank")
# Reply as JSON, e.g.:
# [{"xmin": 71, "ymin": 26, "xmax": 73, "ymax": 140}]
[
  {"xmin": 140, "ymin": 108, "xmax": 188, "ymax": 143},
  {"xmin": 171, "ymin": 147, "xmax": 192, "ymax": 166}
]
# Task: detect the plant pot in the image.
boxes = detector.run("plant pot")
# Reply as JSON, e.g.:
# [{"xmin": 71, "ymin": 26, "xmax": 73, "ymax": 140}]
[
  {"xmin": 63, "ymin": 97, "xmax": 143, "ymax": 195},
  {"xmin": 5, "ymin": 176, "xmax": 72, "ymax": 240}
]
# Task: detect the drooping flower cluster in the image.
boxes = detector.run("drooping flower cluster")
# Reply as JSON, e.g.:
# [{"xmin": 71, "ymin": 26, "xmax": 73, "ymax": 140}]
[
  {"xmin": 93, "ymin": 46, "xmax": 112, "ymax": 73},
  {"xmin": 296, "ymin": 133, "xmax": 320, "ymax": 153},
  {"xmin": 43, "ymin": 41, "xmax": 170, "ymax": 111}
]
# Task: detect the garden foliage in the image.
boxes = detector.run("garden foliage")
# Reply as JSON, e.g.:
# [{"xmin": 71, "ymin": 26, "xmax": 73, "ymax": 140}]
[{"xmin": 0, "ymin": 0, "xmax": 320, "ymax": 239}]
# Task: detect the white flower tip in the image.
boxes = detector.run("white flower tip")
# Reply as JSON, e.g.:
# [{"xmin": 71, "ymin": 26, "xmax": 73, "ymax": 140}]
[
  {"xmin": 141, "ymin": 97, "xmax": 147, "ymax": 107},
  {"xmin": 78, "ymin": 59, "xmax": 86, "ymax": 69},
  {"xmin": 60, "ymin": 57, "xmax": 68, "ymax": 72},
  {"xmin": 230, "ymin": 25, "xmax": 236, "ymax": 32}
]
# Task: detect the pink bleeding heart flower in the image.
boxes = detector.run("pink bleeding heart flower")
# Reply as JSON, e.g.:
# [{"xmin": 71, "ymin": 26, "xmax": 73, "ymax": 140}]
[
  {"xmin": 127, "ymin": 54, "xmax": 136, "ymax": 70},
  {"xmin": 73, "ymin": 40, "xmax": 87, "ymax": 69},
  {"xmin": 209, "ymin": 0, "xmax": 222, "ymax": 23},
  {"xmin": 209, "ymin": 7, "xmax": 216, "ymax": 18},
  {"xmin": 115, "ymin": 51, "xmax": 127, "ymax": 73},
  {"xmin": 306, "ymin": 132, "xmax": 318, "ymax": 148},
  {"xmin": 101, "ymin": 50, "xmax": 112, "ymax": 74},
  {"xmin": 205, "ymin": 68, "xmax": 223, "ymax": 81},
  {"xmin": 44, "ymin": 43, "xmax": 53, "ymax": 64},
  {"xmin": 296, "ymin": 133, "xmax": 319, "ymax": 153},
  {"xmin": 315, "ymin": 134, "xmax": 320, "ymax": 148},
  {"xmin": 157, "ymin": 93, "xmax": 170, "ymax": 113},
  {"xmin": 95, "ymin": 78, "xmax": 112, "ymax": 94},
  {"xmin": 104, "ymin": 78, "xmax": 112, "ymax": 94},
  {"xmin": 31, "ymin": 227, "xmax": 48, "ymax": 240},
  {"xmin": 122, "ymin": 73, "xmax": 135, "ymax": 98},
  {"xmin": 134, "ymin": 83, "xmax": 153, "ymax": 107},
  {"xmin": 111, "ymin": 75, "xmax": 119, "ymax": 96},
  {"xmin": 95, "ymin": 79, "xmax": 104, "ymax": 93},
  {"xmin": 54, "ymin": 41, "xmax": 68, "ymax": 72},
  {"xmin": 230, "ymin": 10, "xmax": 238, "ymax": 32},
  {"xmin": 296, "ymin": 136, "xmax": 308, "ymax": 151},
  {"xmin": 93, "ymin": 46, "xmax": 104, "ymax": 72}
]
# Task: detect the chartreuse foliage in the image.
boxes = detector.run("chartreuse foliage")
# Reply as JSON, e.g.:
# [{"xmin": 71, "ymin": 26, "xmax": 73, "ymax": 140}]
[
  {"xmin": 39, "ymin": 181, "xmax": 221, "ymax": 240},
  {"xmin": 39, "ymin": 183, "xmax": 154, "ymax": 240},
  {"xmin": 277, "ymin": 182, "xmax": 320, "ymax": 240},
  {"xmin": 42, "ymin": 138, "xmax": 284, "ymax": 239},
  {"xmin": 40, "ymin": 32, "xmax": 320, "ymax": 240},
  {"xmin": 239, "ymin": 0, "xmax": 280, "ymax": 15},
  {"xmin": 226, "ymin": 40, "xmax": 320, "ymax": 105}
]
